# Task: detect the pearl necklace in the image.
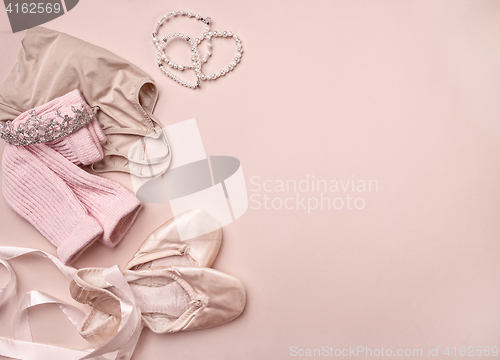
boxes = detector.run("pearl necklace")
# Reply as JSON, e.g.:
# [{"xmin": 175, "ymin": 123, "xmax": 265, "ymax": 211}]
[{"xmin": 152, "ymin": 10, "xmax": 244, "ymax": 89}]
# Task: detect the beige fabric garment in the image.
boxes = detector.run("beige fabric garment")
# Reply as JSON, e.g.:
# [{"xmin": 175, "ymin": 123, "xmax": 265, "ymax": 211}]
[{"xmin": 0, "ymin": 27, "xmax": 170, "ymax": 178}]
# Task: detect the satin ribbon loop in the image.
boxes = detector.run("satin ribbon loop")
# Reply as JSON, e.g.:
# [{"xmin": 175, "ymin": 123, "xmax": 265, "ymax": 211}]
[{"xmin": 0, "ymin": 247, "xmax": 143, "ymax": 360}]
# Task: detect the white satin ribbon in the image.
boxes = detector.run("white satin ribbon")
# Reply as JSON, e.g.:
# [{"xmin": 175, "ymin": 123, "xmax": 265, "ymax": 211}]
[
  {"xmin": 0, "ymin": 247, "xmax": 143, "ymax": 360},
  {"xmin": 13, "ymin": 290, "xmax": 86, "ymax": 342}
]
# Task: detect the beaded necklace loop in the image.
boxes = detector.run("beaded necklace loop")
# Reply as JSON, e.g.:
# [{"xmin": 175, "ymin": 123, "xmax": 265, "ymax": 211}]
[{"xmin": 152, "ymin": 10, "xmax": 244, "ymax": 89}]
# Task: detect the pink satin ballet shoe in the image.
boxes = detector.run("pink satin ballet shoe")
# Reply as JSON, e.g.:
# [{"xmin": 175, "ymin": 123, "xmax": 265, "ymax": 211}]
[
  {"xmin": 70, "ymin": 265, "xmax": 245, "ymax": 340},
  {"xmin": 126, "ymin": 209, "xmax": 222, "ymax": 270}
]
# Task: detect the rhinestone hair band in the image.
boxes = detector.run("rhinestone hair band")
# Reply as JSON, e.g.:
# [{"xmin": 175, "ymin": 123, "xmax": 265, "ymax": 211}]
[
  {"xmin": 152, "ymin": 10, "xmax": 244, "ymax": 89},
  {"xmin": 0, "ymin": 105, "xmax": 99, "ymax": 146}
]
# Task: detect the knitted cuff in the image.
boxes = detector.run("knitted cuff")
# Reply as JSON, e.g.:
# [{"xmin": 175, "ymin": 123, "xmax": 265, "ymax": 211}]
[
  {"xmin": 88, "ymin": 117, "xmax": 107, "ymax": 144},
  {"xmin": 98, "ymin": 193, "xmax": 142, "ymax": 247},
  {"xmin": 48, "ymin": 119, "xmax": 105, "ymax": 165},
  {"xmin": 57, "ymin": 215, "xmax": 103, "ymax": 264}
]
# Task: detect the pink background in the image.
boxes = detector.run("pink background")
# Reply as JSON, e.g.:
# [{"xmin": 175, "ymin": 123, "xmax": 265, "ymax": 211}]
[{"xmin": 1, "ymin": 0, "xmax": 500, "ymax": 359}]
